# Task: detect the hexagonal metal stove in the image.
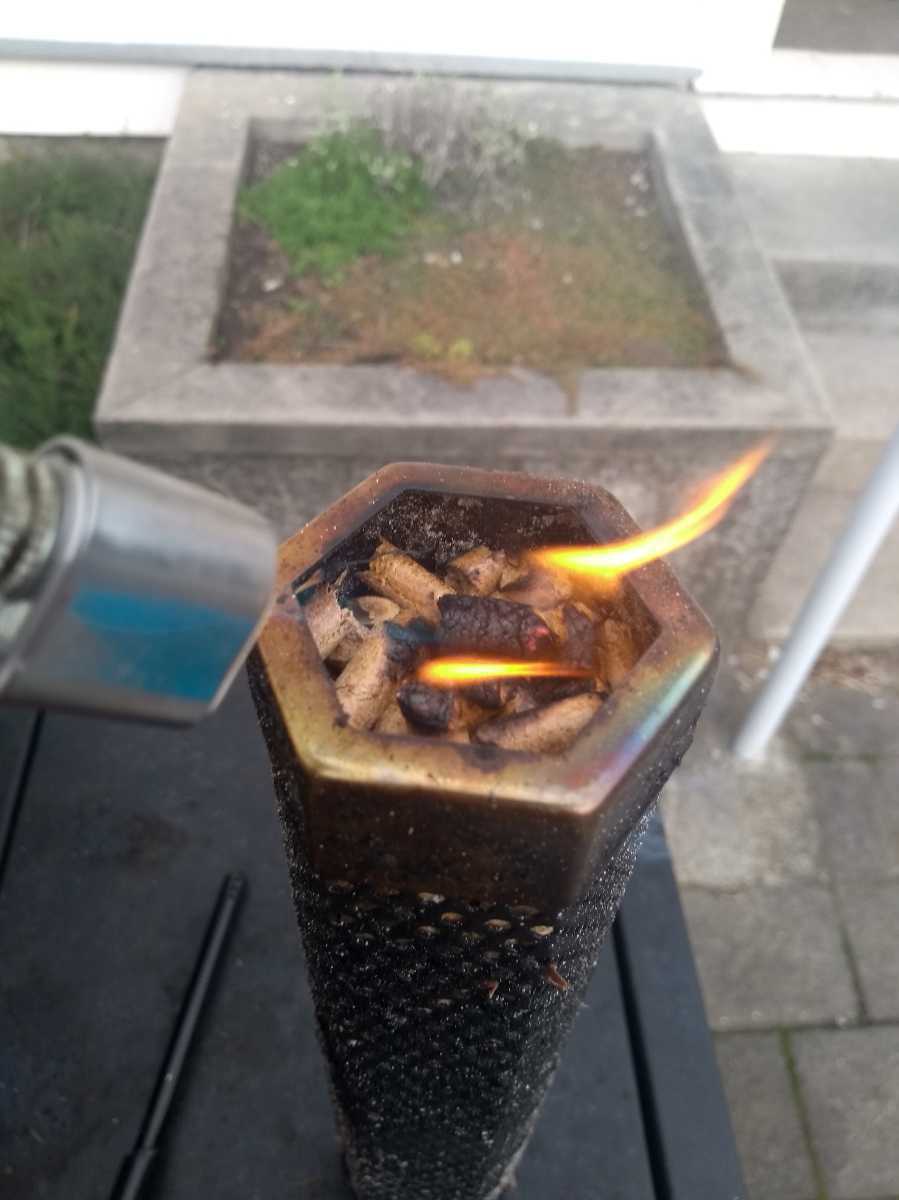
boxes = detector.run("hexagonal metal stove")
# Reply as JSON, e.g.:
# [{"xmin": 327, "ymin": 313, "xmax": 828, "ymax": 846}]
[{"xmin": 248, "ymin": 462, "xmax": 717, "ymax": 1200}]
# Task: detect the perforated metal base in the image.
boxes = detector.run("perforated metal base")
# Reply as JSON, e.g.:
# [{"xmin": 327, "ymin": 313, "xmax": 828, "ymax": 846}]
[{"xmin": 275, "ymin": 764, "xmax": 649, "ymax": 1200}]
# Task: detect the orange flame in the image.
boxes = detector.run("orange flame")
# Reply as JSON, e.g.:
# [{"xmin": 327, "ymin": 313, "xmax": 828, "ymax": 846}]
[
  {"xmin": 533, "ymin": 439, "xmax": 773, "ymax": 581},
  {"xmin": 418, "ymin": 657, "xmax": 591, "ymax": 687}
]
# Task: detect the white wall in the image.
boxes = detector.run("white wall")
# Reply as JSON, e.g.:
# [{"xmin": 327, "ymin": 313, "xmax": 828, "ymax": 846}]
[
  {"xmin": 0, "ymin": 61, "xmax": 185, "ymax": 137},
  {"xmin": 3, "ymin": 0, "xmax": 786, "ymax": 75},
  {"xmin": 20, "ymin": 0, "xmax": 899, "ymax": 158}
]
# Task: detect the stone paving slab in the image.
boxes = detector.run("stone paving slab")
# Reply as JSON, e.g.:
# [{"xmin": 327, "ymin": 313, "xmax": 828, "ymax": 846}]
[
  {"xmin": 839, "ymin": 882, "xmax": 899, "ymax": 1022},
  {"xmin": 663, "ymin": 741, "xmax": 824, "ymax": 889},
  {"xmin": 788, "ymin": 679, "xmax": 899, "ymax": 760},
  {"xmin": 793, "ymin": 1026, "xmax": 899, "ymax": 1199},
  {"xmin": 681, "ymin": 884, "xmax": 858, "ymax": 1030},
  {"xmin": 715, "ymin": 1033, "xmax": 817, "ymax": 1200},
  {"xmin": 804, "ymin": 758, "xmax": 899, "ymax": 885}
]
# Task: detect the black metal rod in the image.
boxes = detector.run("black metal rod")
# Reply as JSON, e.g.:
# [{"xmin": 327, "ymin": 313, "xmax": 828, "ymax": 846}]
[
  {"xmin": 110, "ymin": 872, "xmax": 246, "ymax": 1200},
  {"xmin": 0, "ymin": 711, "xmax": 43, "ymax": 894}
]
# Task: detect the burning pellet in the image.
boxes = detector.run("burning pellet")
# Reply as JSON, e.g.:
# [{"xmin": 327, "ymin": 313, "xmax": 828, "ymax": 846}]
[
  {"xmin": 537, "ymin": 606, "xmax": 567, "ymax": 643},
  {"xmin": 354, "ymin": 595, "xmax": 401, "ymax": 625},
  {"xmin": 600, "ymin": 617, "xmax": 638, "ymax": 687},
  {"xmin": 541, "ymin": 604, "xmax": 598, "ymax": 704},
  {"xmin": 437, "ymin": 594, "xmax": 556, "ymax": 660},
  {"xmin": 500, "ymin": 568, "xmax": 573, "ymax": 611},
  {"xmin": 474, "ymin": 693, "xmax": 602, "ymax": 754},
  {"xmin": 303, "ymin": 575, "xmax": 353, "ymax": 657},
  {"xmin": 463, "ymin": 678, "xmax": 504, "ymax": 709},
  {"xmin": 362, "ymin": 540, "xmax": 453, "ymax": 622},
  {"xmin": 335, "ymin": 629, "xmax": 417, "ymax": 730},
  {"xmin": 446, "ymin": 546, "xmax": 507, "ymax": 596},
  {"xmin": 397, "ymin": 682, "xmax": 456, "ymax": 734}
]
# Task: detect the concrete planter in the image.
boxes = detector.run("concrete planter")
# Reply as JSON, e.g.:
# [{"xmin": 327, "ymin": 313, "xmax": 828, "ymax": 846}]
[{"xmin": 97, "ymin": 70, "xmax": 830, "ymax": 643}]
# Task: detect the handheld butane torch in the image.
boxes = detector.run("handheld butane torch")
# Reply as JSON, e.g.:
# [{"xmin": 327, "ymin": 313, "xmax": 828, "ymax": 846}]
[{"xmin": 0, "ymin": 438, "xmax": 278, "ymax": 724}]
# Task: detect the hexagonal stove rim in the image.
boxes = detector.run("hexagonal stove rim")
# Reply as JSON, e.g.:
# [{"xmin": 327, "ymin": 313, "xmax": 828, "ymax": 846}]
[{"xmin": 256, "ymin": 461, "xmax": 717, "ymax": 819}]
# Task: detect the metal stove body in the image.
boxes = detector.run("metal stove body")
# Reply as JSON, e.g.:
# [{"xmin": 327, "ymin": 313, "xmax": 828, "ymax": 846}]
[{"xmin": 249, "ymin": 463, "xmax": 717, "ymax": 1200}]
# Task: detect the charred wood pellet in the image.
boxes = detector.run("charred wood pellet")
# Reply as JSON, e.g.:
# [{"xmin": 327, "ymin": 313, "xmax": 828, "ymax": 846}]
[
  {"xmin": 499, "ymin": 568, "xmax": 573, "ymax": 611},
  {"xmin": 397, "ymin": 682, "xmax": 456, "ymax": 734},
  {"xmin": 354, "ymin": 595, "xmax": 401, "ymax": 625},
  {"xmin": 499, "ymin": 682, "xmax": 541, "ymax": 716},
  {"xmin": 531, "ymin": 676, "xmax": 595, "ymax": 705},
  {"xmin": 328, "ymin": 621, "xmax": 367, "ymax": 667},
  {"xmin": 561, "ymin": 604, "xmax": 595, "ymax": 671},
  {"xmin": 383, "ymin": 616, "xmax": 436, "ymax": 654},
  {"xmin": 463, "ymin": 678, "xmax": 504, "ymax": 709},
  {"xmin": 336, "ymin": 628, "xmax": 420, "ymax": 730},
  {"xmin": 499, "ymin": 558, "xmax": 526, "ymax": 590},
  {"xmin": 446, "ymin": 546, "xmax": 507, "ymax": 596},
  {"xmin": 374, "ymin": 700, "xmax": 410, "ymax": 735},
  {"xmin": 306, "ymin": 538, "xmax": 640, "ymax": 753},
  {"xmin": 536, "ymin": 606, "xmax": 567, "ymax": 643},
  {"xmin": 304, "ymin": 575, "xmax": 354, "ymax": 657},
  {"xmin": 362, "ymin": 540, "xmax": 453, "ymax": 621},
  {"xmin": 599, "ymin": 617, "xmax": 638, "ymax": 687},
  {"xmin": 473, "ymin": 693, "xmax": 602, "ymax": 754},
  {"xmin": 437, "ymin": 595, "xmax": 556, "ymax": 660}
]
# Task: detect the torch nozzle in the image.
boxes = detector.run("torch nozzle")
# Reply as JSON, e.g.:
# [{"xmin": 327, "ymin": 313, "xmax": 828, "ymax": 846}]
[
  {"xmin": 0, "ymin": 438, "xmax": 277, "ymax": 725},
  {"xmin": 0, "ymin": 445, "xmax": 61, "ymax": 601}
]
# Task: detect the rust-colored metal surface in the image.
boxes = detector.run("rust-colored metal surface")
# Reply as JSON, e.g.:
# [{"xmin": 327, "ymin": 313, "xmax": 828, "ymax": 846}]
[{"xmin": 251, "ymin": 462, "xmax": 717, "ymax": 911}]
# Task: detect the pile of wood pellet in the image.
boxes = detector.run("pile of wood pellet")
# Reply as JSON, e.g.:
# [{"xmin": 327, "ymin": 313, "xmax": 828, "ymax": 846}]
[{"xmin": 302, "ymin": 540, "xmax": 640, "ymax": 755}]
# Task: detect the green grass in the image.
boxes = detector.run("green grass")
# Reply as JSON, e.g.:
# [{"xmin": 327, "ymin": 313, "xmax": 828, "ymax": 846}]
[
  {"xmin": 0, "ymin": 152, "xmax": 155, "ymax": 449},
  {"xmin": 240, "ymin": 127, "xmax": 430, "ymax": 282}
]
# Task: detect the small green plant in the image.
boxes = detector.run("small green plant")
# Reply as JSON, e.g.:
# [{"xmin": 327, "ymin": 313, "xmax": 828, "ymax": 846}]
[
  {"xmin": 447, "ymin": 337, "xmax": 474, "ymax": 362},
  {"xmin": 241, "ymin": 127, "xmax": 430, "ymax": 282},
  {"xmin": 0, "ymin": 152, "xmax": 154, "ymax": 449},
  {"xmin": 408, "ymin": 332, "xmax": 442, "ymax": 360}
]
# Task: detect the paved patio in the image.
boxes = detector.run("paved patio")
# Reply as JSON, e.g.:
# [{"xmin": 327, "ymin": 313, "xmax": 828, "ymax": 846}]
[
  {"xmin": 665, "ymin": 645, "xmax": 899, "ymax": 1200},
  {"xmin": 670, "ymin": 148, "xmax": 899, "ymax": 1199}
]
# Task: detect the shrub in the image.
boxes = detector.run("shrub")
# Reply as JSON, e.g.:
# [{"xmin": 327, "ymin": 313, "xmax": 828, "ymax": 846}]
[{"xmin": 0, "ymin": 152, "xmax": 155, "ymax": 449}]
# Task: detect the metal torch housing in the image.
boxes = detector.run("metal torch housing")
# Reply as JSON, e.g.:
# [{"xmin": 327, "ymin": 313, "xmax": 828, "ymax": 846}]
[{"xmin": 248, "ymin": 462, "xmax": 718, "ymax": 1200}]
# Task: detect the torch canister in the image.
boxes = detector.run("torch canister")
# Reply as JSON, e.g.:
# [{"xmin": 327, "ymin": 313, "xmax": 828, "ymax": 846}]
[
  {"xmin": 248, "ymin": 463, "xmax": 717, "ymax": 1200},
  {"xmin": 0, "ymin": 438, "xmax": 276, "ymax": 724}
]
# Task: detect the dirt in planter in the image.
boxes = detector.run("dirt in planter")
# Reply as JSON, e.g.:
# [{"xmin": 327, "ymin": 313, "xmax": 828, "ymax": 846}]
[{"xmin": 216, "ymin": 135, "xmax": 727, "ymax": 380}]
